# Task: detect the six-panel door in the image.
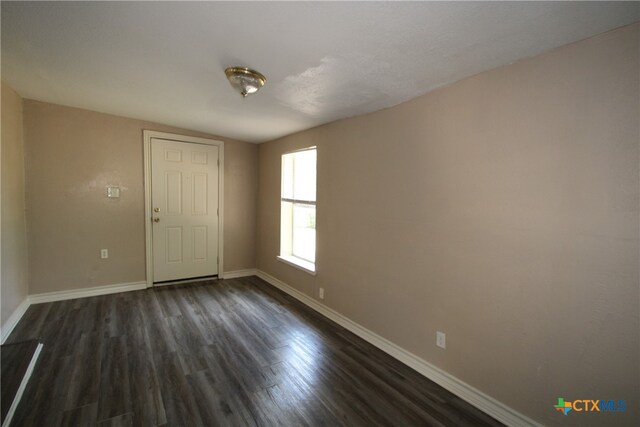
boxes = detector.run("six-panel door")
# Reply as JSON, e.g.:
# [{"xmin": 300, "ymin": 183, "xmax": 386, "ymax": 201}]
[{"xmin": 151, "ymin": 138, "xmax": 219, "ymax": 282}]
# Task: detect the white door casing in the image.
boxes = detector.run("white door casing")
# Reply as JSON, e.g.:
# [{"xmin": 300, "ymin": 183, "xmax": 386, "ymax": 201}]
[{"xmin": 143, "ymin": 131, "xmax": 224, "ymax": 286}]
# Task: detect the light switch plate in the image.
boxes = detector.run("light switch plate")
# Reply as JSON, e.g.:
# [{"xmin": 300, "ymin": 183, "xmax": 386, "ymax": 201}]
[{"xmin": 107, "ymin": 186, "xmax": 120, "ymax": 198}]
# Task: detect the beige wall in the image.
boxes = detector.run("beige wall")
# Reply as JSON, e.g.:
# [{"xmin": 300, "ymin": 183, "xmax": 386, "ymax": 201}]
[
  {"xmin": 1, "ymin": 82, "xmax": 29, "ymax": 327},
  {"xmin": 257, "ymin": 24, "xmax": 639, "ymax": 426},
  {"xmin": 24, "ymin": 101, "xmax": 257, "ymax": 294}
]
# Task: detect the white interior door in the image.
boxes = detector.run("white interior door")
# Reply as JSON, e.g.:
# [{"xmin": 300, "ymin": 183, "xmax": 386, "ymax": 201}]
[{"xmin": 151, "ymin": 138, "xmax": 219, "ymax": 282}]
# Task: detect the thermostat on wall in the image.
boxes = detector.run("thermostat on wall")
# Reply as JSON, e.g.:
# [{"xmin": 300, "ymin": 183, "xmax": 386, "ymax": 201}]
[{"xmin": 107, "ymin": 186, "xmax": 120, "ymax": 198}]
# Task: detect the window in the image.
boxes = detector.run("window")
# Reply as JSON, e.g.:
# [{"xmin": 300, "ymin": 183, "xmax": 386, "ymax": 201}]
[{"xmin": 279, "ymin": 147, "xmax": 317, "ymax": 274}]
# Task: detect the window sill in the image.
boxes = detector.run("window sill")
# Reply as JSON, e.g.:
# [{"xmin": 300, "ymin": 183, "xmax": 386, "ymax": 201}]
[{"xmin": 277, "ymin": 255, "xmax": 317, "ymax": 276}]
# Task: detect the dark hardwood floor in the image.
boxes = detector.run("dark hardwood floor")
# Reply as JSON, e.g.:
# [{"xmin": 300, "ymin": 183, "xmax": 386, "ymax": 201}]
[
  {"xmin": 6, "ymin": 276, "xmax": 502, "ymax": 427},
  {"xmin": 1, "ymin": 339, "xmax": 41, "ymax": 424}
]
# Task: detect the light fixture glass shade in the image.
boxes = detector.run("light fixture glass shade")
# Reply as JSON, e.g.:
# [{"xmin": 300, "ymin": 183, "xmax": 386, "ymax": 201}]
[{"xmin": 225, "ymin": 67, "xmax": 266, "ymax": 97}]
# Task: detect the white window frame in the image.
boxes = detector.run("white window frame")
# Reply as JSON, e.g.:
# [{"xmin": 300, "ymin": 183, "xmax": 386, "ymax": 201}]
[{"xmin": 277, "ymin": 147, "xmax": 317, "ymax": 276}]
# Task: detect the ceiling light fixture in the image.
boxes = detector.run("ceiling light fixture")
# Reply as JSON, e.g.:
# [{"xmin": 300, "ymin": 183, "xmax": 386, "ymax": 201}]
[{"xmin": 224, "ymin": 67, "xmax": 266, "ymax": 97}]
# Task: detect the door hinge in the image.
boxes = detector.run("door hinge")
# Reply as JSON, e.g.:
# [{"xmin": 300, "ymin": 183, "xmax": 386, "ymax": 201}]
[
  {"xmin": 217, "ymin": 256, "xmax": 219, "ymax": 266},
  {"xmin": 217, "ymin": 207, "xmax": 219, "ymax": 216},
  {"xmin": 217, "ymin": 158, "xmax": 220, "ymax": 167}
]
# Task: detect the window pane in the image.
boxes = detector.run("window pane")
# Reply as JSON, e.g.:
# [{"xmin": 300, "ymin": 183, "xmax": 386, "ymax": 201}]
[
  {"xmin": 293, "ymin": 149, "xmax": 316, "ymax": 201},
  {"xmin": 292, "ymin": 203, "xmax": 316, "ymax": 262},
  {"xmin": 280, "ymin": 201, "xmax": 293, "ymax": 256},
  {"xmin": 281, "ymin": 153, "xmax": 294, "ymax": 199}
]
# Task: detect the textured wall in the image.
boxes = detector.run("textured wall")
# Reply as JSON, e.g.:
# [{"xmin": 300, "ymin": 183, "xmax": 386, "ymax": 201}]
[
  {"xmin": 24, "ymin": 101, "xmax": 257, "ymax": 293},
  {"xmin": 1, "ymin": 82, "xmax": 29, "ymax": 327},
  {"xmin": 257, "ymin": 24, "xmax": 639, "ymax": 425}
]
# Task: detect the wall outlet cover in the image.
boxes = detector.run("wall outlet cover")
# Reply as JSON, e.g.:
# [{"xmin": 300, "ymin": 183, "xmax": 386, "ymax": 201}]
[{"xmin": 436, "ymin": 331, "xmax": 446, "ymax": 349}]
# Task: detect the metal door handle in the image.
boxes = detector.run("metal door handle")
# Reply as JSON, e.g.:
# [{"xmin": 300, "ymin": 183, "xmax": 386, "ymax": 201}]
[{"xmin": 153, "ymin": 218, "xmax": 160, "ymax": 223}]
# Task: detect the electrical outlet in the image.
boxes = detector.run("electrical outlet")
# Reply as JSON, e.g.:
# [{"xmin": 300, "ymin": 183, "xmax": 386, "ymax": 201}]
[
  {"xmin": 319, "ymin": 288, "xmax": 325, "ymax": 299},
  {"xmin": 436, "ymin": 331, "xmax": 446, "ymax": 349},
  {"xmin": 100, "ymin": 249, "xmax": 109, "ymax": 259}
]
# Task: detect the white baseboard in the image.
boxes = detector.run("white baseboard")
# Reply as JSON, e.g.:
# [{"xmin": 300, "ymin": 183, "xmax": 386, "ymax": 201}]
[
  {"xmin": 222, "ymin": 269, "xmax": 257, "ymax": 279},
  {"xmin": 255, "ymin": 270, "xmax": 539, "ymax": 427},
  {"xmin": 1, "ymin": 342, "xmax": 44, "ymax": 427},
  {"xmin": 29, "ymin": 281, "xmax": 147, "ymax": 304},
  {"xmin": 1, "ymin": 297, "xmax": 31, "ymax": 345}
]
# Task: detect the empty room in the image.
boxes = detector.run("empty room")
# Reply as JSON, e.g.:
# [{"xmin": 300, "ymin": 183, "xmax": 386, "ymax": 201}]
[{"xmin": 1, "ymin": 2, "xmax": 638, "ymax": 426}]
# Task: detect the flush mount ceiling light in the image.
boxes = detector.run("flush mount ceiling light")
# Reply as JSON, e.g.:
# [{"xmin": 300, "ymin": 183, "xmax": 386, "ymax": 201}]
[{"xmin": 224, "ymin": 67, "xmax": 266, "ymax": 97}]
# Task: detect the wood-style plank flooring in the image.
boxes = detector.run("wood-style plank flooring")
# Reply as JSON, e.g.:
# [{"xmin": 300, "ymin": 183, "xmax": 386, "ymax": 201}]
[
  {"xmin": 1, "ymin": 339, "xmax": 40, "ymax": 424},
  {"xmin": 6, "ymin": 276, "xmax": 502, "ymax": 426}
]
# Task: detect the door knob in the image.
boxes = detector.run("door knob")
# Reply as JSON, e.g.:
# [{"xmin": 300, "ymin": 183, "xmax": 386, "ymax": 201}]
[
  {"xmin": 154, "ymin": 207, "xmax": 160, "ymax": 212},
  {"xmin": 153, "ymin": 218, "xmax": 160, "ymax": 223}
]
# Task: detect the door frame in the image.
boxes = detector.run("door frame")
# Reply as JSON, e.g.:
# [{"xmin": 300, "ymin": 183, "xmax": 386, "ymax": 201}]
[{"xmin": 143, "ymin": 130, "xmax": 225, "ymax": 288}]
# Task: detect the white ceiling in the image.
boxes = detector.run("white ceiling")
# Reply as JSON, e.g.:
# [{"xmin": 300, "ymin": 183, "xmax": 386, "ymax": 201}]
[{"xmin": 2, "ymin": 2, "xmax": 638, "ymax": 143}]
